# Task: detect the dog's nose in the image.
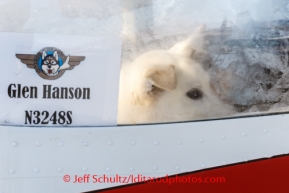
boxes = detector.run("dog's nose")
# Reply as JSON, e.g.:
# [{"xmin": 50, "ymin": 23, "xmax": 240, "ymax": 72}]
[{"xmin": 48, "ymin": 65, "xmax": 51, "ymax": 69}]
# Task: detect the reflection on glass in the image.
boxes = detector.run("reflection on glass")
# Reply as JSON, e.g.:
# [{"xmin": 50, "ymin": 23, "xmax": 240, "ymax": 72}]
[{"xmin": 118, "ymin": 0, "xmax": 289, "ymax": 125}]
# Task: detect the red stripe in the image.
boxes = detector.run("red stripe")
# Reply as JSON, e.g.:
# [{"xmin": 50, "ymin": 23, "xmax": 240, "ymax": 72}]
[{"xmin": 86, "ymin": 155, "xmax": 289, "ymax": 193}]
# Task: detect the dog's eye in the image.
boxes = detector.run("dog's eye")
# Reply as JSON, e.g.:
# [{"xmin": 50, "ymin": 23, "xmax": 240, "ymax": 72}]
[
  {"xmin": 186, "ymin": 88, "xmax": 203, "ymax": 100},
  {"xmin": 51, "ymin": 60, "xmax": 56, "ymax": 65},
  {"xmin": 44, "ymin": 60, "xmax": 48, "ymax": 64}
]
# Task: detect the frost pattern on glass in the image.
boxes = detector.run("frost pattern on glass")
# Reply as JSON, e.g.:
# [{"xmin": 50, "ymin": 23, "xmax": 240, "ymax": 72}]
[
  {"xmin": 118, "ymin": 0, "xmax": 289, "ymax": 124},
  {"xmin": 0, "ymin": 0, "xmax": 122, "ymax": 36}
]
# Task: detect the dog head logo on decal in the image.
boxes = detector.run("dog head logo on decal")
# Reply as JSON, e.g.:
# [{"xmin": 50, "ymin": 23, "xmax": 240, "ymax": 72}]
[{"xmin": 16, "ymin": 47, "xmax": 85, "ymax": 80}]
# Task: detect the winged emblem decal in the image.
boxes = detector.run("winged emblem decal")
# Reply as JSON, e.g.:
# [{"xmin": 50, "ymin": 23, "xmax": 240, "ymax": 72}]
[{"xmin": 16, "ymin": 47, "xmax": 85, "ymax": 80}]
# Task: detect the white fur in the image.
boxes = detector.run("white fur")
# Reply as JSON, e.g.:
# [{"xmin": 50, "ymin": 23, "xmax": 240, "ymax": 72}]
[
  {"xmin": 53, "ymin": 51, "xmax": 59, "ymax": 61},
  {"xmin": 41, "ymin": 63, "xmax": 60, "ymax": 76},
  {"xmin": 118, "ymin": 27, "xmax": 235, "ymax": 124},
  {"xmin": 42, "ymin": 51, "xmax": 47, "ymax": 60}
]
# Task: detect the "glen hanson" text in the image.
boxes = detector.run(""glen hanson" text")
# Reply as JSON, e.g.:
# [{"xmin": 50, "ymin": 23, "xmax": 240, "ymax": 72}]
[{"xmin": 8, "ymin": 84, "xmax": 90, "ymax": 99}]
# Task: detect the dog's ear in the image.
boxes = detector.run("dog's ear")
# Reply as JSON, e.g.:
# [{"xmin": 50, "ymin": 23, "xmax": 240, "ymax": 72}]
[
  {"xmin": 170, "ymin": 25, "xmax": 206, "ymax": 57},
  {"xmin": 42, "ymin": 51, "xmax": 47, "ymax": 60},
  {"xmin": 133, "ymin": 65, "xmax": 177, "ymax": 106},
  {"xmin": 145, "ymin": 65, "xmax": 177, "ymax": 91},
  {"xmin": 53, "ymin": 51, "xmax": 59, "ymax": 61}
]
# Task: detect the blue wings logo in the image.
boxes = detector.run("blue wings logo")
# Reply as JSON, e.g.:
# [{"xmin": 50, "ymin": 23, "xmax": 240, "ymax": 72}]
[{"xmin": 16, "ymin": 47, "xmax": 85, "ymax": 80}]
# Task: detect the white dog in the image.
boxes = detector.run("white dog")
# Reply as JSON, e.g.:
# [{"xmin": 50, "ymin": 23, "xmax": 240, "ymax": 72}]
[{"xmin": 118, "ymin": 26, "xmax": 235, "ymax": 124}]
